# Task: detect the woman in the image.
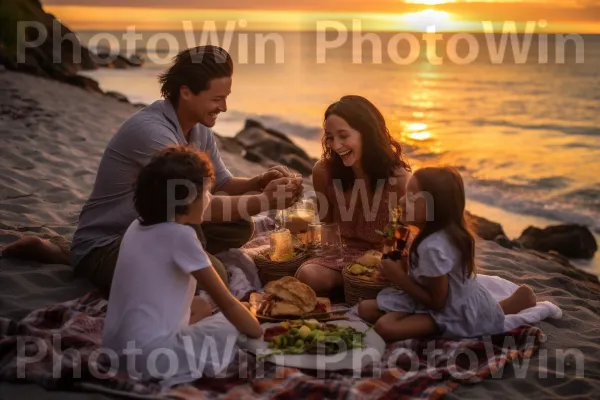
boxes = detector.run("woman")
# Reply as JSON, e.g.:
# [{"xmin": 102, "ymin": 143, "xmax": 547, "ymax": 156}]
[{"xmin": 296, "ymin": 95, "xmax": 412, "ymax": 296}]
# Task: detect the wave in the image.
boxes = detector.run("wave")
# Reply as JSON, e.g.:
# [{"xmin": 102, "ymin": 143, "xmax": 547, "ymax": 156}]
[
  {"xmin": 471, "ymin": 118, "xmax": 600, "ymax": 137},
  {"xmin": 465, "ymin": 179, "xmax": 600, "ymax": 234}
]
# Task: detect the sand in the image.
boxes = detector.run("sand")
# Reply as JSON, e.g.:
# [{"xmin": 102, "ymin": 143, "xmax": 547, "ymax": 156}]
[{"xmin": 1, "ymin": 68, "xmax": 599, "ymax": 399}]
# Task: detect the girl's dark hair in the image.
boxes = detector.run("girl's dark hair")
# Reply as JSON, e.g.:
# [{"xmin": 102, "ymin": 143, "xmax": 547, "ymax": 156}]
[
  {"xmin": 409, "ymin": 166, "xmax": 476, "ymax": 279},
  {"xmin": 322, "ymin": 95, "xmax": 411, "ymax": 193},
  {"xmin": 158, "ymin": 45, "xmax": 233, "ymax": 107},
  {"xmin": 134, "ymin": 145, "xmax": 214, "ymax": 226}
]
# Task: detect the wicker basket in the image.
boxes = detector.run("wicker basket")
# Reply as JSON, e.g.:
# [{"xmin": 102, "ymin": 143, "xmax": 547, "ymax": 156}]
[
  {"xmin": 254, "ymin": 247, "xmax": 310, "ymax": 285},
  {"xmin": 342, "ymin": 265, "xmax": 392, "ymax": 306}
]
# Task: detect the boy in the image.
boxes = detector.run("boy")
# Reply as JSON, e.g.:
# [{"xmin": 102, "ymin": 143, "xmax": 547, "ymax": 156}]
[{"xmin": 102, "ymin": 145, "xmax": 262, "ymax": 383}]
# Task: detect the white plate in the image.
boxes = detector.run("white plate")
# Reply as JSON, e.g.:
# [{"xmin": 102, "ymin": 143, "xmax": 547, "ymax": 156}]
[{"xmin": 238, "ymin": 320, "xmax": 386, "ymax": 371}]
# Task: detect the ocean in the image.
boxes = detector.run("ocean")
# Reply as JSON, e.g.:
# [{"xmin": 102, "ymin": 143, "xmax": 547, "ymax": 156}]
[{"xmin": 75, "ymin": 30, "xmax": 600, "ymax": 273}]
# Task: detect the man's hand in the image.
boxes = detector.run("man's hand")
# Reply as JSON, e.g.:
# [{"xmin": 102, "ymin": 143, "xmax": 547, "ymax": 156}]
[
  {"xmin": 262, "ymin": 176, "xmax": 304, "ymax": 210},
  {"xmin": 255, "ymin": 166, "xmax": 294, "ymax": 191}
]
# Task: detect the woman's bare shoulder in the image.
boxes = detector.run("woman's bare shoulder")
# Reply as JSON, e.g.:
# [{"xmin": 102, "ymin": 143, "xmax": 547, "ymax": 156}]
[
  {"xmin": 313, "ymin": 159, "xmax": 326, "ymax": 172},
  {"xmin": 313, "ymin": 159, "xmax": 328, "ymax": 179}
]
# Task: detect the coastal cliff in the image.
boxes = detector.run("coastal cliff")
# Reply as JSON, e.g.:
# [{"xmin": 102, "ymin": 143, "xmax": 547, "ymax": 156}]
[{"xmin": 0, "ymin": 0, "xmax": 141, "ymax": 93}]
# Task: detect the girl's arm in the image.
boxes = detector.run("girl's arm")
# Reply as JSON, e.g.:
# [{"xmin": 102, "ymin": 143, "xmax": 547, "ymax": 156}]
[
  {"xmin": 380, "ymin": 258, "xmax": 449, "ymax": 311},
  {"xmin": 312, "ymin": 160, "xmax": 333, "ymax": 223},
  {"xmin": 192, "ymin": 267, "xmax": 263, "ymax": 339}
]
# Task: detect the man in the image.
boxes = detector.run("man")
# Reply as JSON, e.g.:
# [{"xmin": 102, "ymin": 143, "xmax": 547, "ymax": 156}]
[{"xmin": 4, "ymin": 45, "xmax": 303, "ymax": 294}]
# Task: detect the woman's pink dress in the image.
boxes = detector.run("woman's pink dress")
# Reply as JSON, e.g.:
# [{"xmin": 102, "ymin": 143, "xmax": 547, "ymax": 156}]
[{"xmin": 302, "ymin": 172, "xmax": 394, "ymax": 271}]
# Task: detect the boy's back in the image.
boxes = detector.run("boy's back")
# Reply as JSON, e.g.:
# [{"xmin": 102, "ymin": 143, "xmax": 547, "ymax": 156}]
[{"xmin": 102, "ymin": 219, "xmax": 211, "ymax": 353}]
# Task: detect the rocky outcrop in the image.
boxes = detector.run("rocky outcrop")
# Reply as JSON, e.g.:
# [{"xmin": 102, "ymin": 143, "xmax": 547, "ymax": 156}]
[
  {"xmin": 466, "ymin": 211, "xmax": 506, "ymax": 241},
  {"xmin": 0, "ymin": 0, "xmax": 97, "ymax": 85},
  {"xmin": 518, "ymin": 224, "xmax": 597, "ymax": 259},
  {"xmin": 234, "ymin": 119, "xmax": 317, "ymax": 176},
  {"xmin": 95, "ymin": 51, "xmax": 144, "ymax": 69},
  {"xmin": 104, "ymin": 91, "xmax": 129, "ymax": 103},
  {"xmin": 0, "ymin": 0, "xmax": 140, "ymax": 93}
]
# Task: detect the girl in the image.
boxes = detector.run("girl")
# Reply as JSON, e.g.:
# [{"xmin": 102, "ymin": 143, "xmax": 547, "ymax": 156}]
[
  {"xmin": 102, "ymin": 146, "xmax": 262, "ymax": 383},
  {"xmin": 358, "ymin": 167, "xmax": 537, "ymax": 342},
  {"xmin": 296, "ymin": 95, "xmax": 412, "ymax": 296}
]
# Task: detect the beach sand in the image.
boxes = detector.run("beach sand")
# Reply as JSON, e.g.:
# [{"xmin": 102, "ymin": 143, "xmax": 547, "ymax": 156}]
[{"xmin": 1, "ymin": 68, "xmax": 599, "ymax": 399}]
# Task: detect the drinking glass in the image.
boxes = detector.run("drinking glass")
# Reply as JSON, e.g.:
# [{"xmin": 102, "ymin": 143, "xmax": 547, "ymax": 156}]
[
  {"xmin": 269, "ymin": 228, "xmax": 294, "ymax": 262},
  {"xmin": 284, "ymin": 197, "xmax": 317, "ymax": 244},
  {"xmin": 306, "ymin": 222, "xmax": 322, "ymax": 250},
  {"xmin": 319, "ymin": 223, "xmax": 344, "ymax": 262}
]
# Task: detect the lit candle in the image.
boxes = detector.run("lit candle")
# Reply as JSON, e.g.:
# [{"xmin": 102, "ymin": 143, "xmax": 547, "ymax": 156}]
[{"xmin": 270, "ymin": 228, "xmax": 294, "ymax": 262}]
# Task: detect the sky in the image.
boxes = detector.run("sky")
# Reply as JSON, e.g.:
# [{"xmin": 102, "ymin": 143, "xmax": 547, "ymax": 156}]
[{"xmin": 42, "ymin": 1, "xmax": 600, "ymax": 33}]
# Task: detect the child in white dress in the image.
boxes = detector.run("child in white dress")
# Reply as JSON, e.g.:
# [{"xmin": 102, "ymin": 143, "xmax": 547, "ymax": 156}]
[
  {"xmin": 102, "ymin": 146, "xmax": 263, "ymax": 384},
  {"xmin": 358, "ymin": 166, "xmax": 537, "ymax": 342}
]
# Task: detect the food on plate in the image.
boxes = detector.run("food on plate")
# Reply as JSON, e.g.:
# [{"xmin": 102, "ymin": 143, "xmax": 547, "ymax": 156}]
[
  {"xmin": 257, "ymin": 277, "xmax": 328, "ymax": 317},
  {"xmin": 262, "ymin": 319, "xmax": 366, "ymax": 356}
]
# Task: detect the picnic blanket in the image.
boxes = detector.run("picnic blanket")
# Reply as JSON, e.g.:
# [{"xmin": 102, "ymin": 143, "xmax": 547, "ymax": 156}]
[{"xmin": 0, "ymin": 287, "xmax": 545, "ymax": 399}]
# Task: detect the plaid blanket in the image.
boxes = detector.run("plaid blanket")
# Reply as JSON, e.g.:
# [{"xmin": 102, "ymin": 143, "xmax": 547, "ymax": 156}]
[
  {"xmin": 0, "ymin": 292, "xmax": 162, "ymax": 397},
  {"xmin": 0, "ymin": 291, "xmax": 544, "ymax": 399}
]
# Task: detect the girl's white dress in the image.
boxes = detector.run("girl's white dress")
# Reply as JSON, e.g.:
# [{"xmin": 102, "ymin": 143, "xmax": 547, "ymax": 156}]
[{"xmin": 376, "ymin": 229, "xmax": 506, "ymax": 338}]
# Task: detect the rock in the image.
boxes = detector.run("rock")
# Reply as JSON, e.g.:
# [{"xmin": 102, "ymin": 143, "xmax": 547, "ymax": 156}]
[
  {"xmin": 213, "ymin": 134, "xmax": 245, "ymax": 155},
  {"xmin": 128, "ymin": 54, "xmax": 145, "ymax": 66},
  {"xmin": 281, "ymin": 154, "xmax": 313, "ymax": 176},
  {"xmin": 63, "ymin": 75, "xmax": 102, "ymax": 94},
  {"xmin": 494, "ymin": 234, "xmax": 514, "ymax": 250},
  {"xmin": 0, "ymin": 0, "xmax": 99, "ymax": 90},
  {"xmin": 95, "ymin": 51, "xmax": 144, "ymax": 68},
  {"xmin": 105, "ymin": 91, "xmax": 129, "ymax": 103},
  {"xmin": 243, "ymin": 150, "xmax": 275, "ymax": 166},
  {"xmin": 465, "ymin": 211, "xmax": 506, "ymax": 241},
  {"xmin": 518, "ymin": 224, "xmax": 597, "ymax": 259},
  {"xmin": 234, "ymin": 119, "xmax": 314, "ymax": 176},
  {"xmin": 243, "ymin": 119, "xmax": 294, "ymax": 144}
]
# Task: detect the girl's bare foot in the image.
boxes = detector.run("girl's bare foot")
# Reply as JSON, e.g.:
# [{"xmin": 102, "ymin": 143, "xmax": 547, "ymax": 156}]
[
  {"xmin": 2, "ymin": 237, "xmax": 69, "ymax": 265},
  {"xmin": 500, "ymin": 285, "xmax": 537, "ymax": 315}
]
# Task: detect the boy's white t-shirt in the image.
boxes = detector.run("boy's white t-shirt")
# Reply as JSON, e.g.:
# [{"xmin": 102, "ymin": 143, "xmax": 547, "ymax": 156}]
[{"xmin": 102, "ymin": 219, "xmax": 211, "ymax": 354}]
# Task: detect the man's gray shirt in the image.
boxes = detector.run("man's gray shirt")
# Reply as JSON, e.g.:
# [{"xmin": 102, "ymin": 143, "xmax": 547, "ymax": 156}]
[{"xmin": 71, "ymin": 100, "xmax": 232, "ymax": 267}]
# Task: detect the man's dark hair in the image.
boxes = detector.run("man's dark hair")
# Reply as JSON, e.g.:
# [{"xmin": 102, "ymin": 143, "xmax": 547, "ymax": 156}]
[
  {"xmin": 158, "ymin": 45, "xmax": 233, "ymax": 107},
  {"xmin": 134, "ymin": 145, "xmax": 215, "ymax": 226}
]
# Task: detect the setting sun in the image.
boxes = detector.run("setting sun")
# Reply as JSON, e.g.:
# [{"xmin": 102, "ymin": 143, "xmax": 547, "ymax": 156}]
[
  {"xmin": 399, "ymin": 9, "xmax": 453, "ymax": 31},
  {"xmin": 404, "ymin": 0, "xmax": 457, "ymax": 4}
]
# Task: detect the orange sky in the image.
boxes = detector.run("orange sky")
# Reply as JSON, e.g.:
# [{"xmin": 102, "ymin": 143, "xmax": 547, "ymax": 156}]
[{"xmin": 43, "ymin": 1, "xmax": 600, "ymax": 33}]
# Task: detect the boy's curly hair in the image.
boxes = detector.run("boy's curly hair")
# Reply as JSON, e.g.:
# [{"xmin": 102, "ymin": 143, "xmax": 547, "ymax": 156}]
[{"xmin": 134, "ymin": 145, "xmax": 215, "ymax": 225}]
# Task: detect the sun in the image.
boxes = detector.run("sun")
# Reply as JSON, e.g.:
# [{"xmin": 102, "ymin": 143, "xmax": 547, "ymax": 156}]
[
  {"xmin": 403, "ymin": 0, "xmax": 457, "ymax": 4},
  {"xmin": 399, "ymin": 9, "xmax": 453, "ymax": 31}
]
